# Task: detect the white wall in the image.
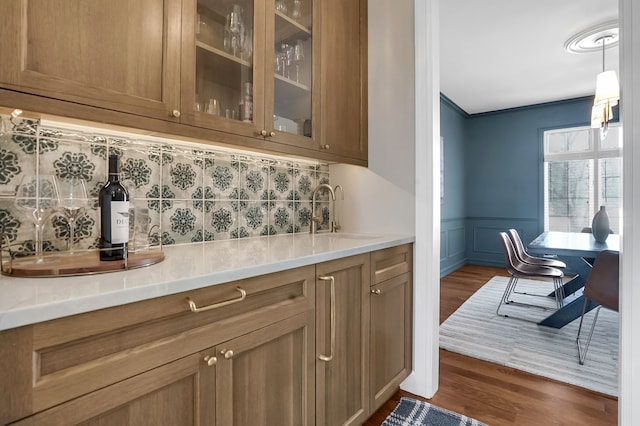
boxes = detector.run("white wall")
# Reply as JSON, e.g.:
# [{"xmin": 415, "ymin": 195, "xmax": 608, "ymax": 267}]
[
  {"xmin": 330, "ymin": 0, "xmax": 416, "ymax": 235},
  {"xmin": 619, "ymin": 0, "xmax": 640, "ymax": 424},
  {"xmin": 330, "ymin": 0, "xmax": 441, "ymax": 398}
]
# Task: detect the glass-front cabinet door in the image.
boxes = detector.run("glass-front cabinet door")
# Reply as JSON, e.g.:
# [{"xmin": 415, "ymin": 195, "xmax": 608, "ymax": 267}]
[
  {"xmin": 182, "ymin": 0, "xmax": 264, "ymax": 137},
  {"xmin": 181, "ymin": 0, "xmax": 315, "ymax": 148},
  {"xmin": 267, "ymin": 0, "xmax": 315, "ymax": 148}
]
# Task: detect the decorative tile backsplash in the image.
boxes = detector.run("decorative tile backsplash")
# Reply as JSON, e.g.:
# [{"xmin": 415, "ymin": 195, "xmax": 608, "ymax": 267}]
[{"xmin": 0, "ymin": 115, "xmax": 331, "ymax": 255}]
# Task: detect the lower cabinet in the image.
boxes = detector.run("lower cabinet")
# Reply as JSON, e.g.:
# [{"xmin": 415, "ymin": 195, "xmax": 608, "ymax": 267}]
[
  {"xmin": 15, "ymin": 353, "xmax": 212, "ymax": 425},
  {"xmin": 370, "ymin": 272, "xmax": 413, "ymax": 412},
  {"xmin": 1, "ymin": 244, "xmax": 413, "ymax": 426},
  {"xmin": 16, "ymin": 312, "xmax": 315, "ymax": 426},
  {"xmin": 315, "ymin": 254, "xmax": 371, "ymax": 426},
  {"xmin": 215, "ymin": 312, "xmax": 315, "ymax": 426}
]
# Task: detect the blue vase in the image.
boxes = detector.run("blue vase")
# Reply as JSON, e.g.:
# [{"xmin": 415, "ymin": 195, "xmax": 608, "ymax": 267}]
[{"xmin": 591, "ymin": 206, "xmax": 610, "ymax": 243}]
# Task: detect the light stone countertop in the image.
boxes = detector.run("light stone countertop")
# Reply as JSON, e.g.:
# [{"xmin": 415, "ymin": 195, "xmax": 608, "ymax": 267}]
[{"xmin": 0, "ymin": 233, "xmax": 414, "ymax": 331}]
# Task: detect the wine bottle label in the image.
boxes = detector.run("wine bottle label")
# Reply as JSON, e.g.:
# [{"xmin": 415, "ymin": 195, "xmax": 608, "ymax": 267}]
[{"xmin": 111, "ymin": 201, "xmax": 130, "ymax": 244}]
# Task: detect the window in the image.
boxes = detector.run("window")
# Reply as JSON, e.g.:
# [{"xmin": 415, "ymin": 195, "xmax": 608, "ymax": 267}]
[{"xmin": 543, "ymin": 125, "xmax": 622, "ymax": 233}]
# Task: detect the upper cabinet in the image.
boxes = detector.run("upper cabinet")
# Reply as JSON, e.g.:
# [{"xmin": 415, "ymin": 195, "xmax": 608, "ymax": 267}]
[
  {"xmin": 181, "ymin": 0, "xmax": 316, "ymax": 151},
  {"xmin": 0, "ymin": 0, "xmax": 183, "ymax": 121},
  {"xmin": 318, "ymin": 0, "xmax": 368, "ymax": 162},
  {"xmin": 0, "ymin": 0, "xmax": 366, "ymax": 165}
]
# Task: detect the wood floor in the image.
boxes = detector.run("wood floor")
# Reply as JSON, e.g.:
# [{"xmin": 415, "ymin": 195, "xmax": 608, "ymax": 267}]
[{"xmin": 363, "ymin": 264, "xmax": 618, "ymax": 426}]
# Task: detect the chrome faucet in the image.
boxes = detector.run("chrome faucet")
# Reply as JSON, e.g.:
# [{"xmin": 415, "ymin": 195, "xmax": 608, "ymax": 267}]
[{"xmin": 310, "ymin": 183, "xmax": 336, "ymax": 234}]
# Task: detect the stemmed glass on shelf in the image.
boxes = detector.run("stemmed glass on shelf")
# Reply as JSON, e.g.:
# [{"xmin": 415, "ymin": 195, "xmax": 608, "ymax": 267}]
[
  {"xmin": 14, "ymin": 174, "xmax": 60, "ymax": 260},
  {"xmin": 57, "ymin": 177, "xmax": 89, "ymax": 254},
  {"xmin": 293, "ymin": 40, "xmax": 304, "ymax": 83}
]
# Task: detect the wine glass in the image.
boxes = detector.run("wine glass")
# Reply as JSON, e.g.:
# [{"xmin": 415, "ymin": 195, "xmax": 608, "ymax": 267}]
[
  {"xmin": 58, "ymin": 178, "xmax": 89, "ymax": 254},
  {"xmin": 14, "ymin": 174, "xmax": 60, "ymax": 258},
  {"xmin": 293, "ymin": 40, "xmax": 304, "ymax": 82},
  {"xmin": 291, "ymin": 0, "xmax": 302, "ymax": 21}
]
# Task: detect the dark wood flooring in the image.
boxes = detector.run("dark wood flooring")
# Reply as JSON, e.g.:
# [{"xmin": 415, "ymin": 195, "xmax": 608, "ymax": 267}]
[{"xmin": 363, "ymin": 264, "xmax": 618, "ymax": 426}]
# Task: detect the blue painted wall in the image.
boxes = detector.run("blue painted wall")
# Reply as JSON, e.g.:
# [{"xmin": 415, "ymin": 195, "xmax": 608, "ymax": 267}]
[
  {"xmin": 440, "ymin": 95, "xmax": 594, "ymax": 275},
  {"xmin": 440, "ymin": 95, "xmax": 467, "ymax": 275}
]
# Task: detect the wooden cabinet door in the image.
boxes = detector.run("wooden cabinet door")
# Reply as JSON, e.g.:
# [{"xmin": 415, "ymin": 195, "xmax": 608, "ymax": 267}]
[
  {"xmin": 318, "ymin": 0, "xmax": 368, "ymax": 164},
  {"xmin": 315, "ymin": 254, "xmax": 370, "ymax": 426},
  {"xmin": 0, "ymin": 0, "xmax": 182, "ymax": 122},
  {"xmin": 15, "ymin": 353, "xmax": 214, "ymax": 426},
  {"xmin": 370, "ymin": 272, "xmax": 413, "ymax": 412},
  {"xmin": 215, "ymin": 311, "xmax": 315, "ymax": 426}
]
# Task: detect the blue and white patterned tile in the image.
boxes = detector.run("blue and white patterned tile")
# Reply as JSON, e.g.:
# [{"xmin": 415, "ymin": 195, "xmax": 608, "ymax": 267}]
[
  {"xmin": 239, "ymin": 202, "xmax": 267, "ymax": 238},
  {"xmin": 0, "ymin": 132, "xmax": 33, "ymax": 197},
  {"xmin": 295, "ymin": 166, "xmax": 315, "ymax": 202},
  {"xmin": 270, "ymin": 163, "xmax": 292, "ymax": 196},
  {"xmin": 313, "ymin": 200, "xmax": 331, "ymax": 232},
  {"xmin": 242, "ymin": 162, "xmax": 268, "ymax": 199},
  {"xmin": 190, "ymin": 184, "xmax": 217, "ymax": 215},
  {"xmin": 210, "ymin": 156, "xmax": 239, "ymax": 199},
  {"xmin": 296, "ymin": 202, "xmax": 313, "ymax": 233},
  {"xmin": 162, "ymin": 200, "xmax": 203, "ymax": 245},
  {"xmin": 118, "ymin": 144, "xmax": 163, "ymax": 201},
  {"xmin": 163, "ymin": 152, "xmax": 203, "ymax": 201},
  {"xmin": 207, "ymin": 201, "xmax": 236, "ymax": 240},
  {"xmin": 145, "ymin": 183, "xmax": 175, "ymax": 215},
  {"xmin": 269, "ymin": 202, "xmax": 294, "ymax": 234},
  {"xmin": 0, "ymin": 199, "xmax": 23, "ymax": 245},
  {"xmin": 39, "ymin": 124, "xmax": 94, "ymax": 144},
  {"xmin": 229, "ymin": 187, "xmax": 250, "ymax": 213},
  {"xmin": 260, "ymin": 189, "xmax": 278, "ymax": 212},
  {"xmin": 40, "ymin": 139, "xmax": 101, "ymax": 192}
]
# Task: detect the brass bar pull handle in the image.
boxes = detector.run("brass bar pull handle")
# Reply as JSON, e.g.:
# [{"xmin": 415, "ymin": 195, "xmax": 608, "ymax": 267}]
[
  {"xmin": 318, "ymin": 275, "xmax": 335, "ymax": 362},
  {"xmin": 371, "ymin": 289, "xmax": 381, "ymax": 295},
  {"xmin": 186, "ymin": 287, "xmax": 247, "ymax": 313}
]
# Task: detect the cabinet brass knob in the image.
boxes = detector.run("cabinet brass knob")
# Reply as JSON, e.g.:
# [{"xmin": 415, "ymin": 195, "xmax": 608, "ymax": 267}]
[
  {"xmin": 171, "ymin": 109, "xmax": 181, "ymax": 118},
  {"xmin": 221, "ymin": 349, "xmax": 234, "ymax": 359},
  {"xmin": 371, "ymin": 289, "xmax": 381, "ymax": 295},
  {"xmin": 260, "ymin": 129, "xmax": 268, "ymax": 137},
  {"xmin": 204, "ymin": 355, "xmax": 217, "ymax": 366},
  {"xmin": 269, "ymin": 131, "xmax": 276, "ymax": 137},
  {"xmin": 321, "ymin": 144, "xmax": 330, "ymax": 150}
]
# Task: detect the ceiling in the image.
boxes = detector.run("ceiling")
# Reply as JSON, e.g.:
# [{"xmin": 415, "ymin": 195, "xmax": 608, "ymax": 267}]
[{"xmin": 439, "ymin": 0, "xmax": 619, "ymax": 115}]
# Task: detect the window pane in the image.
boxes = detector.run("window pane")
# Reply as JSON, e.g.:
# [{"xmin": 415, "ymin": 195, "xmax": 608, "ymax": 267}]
[
  {"xmin": 547, "ymin": 160, "xmax": 592, "ymax": 232},
  {"xmin": 600, "ymin": 157, "xmax": 622, "ymax": 233},
  {"xmin": 546, "ymin": 129, "xmax": 591, "ymax": 154},
  {"xmin": 600, "ymin": 125, "xmax": 622, "ymax": 150}
]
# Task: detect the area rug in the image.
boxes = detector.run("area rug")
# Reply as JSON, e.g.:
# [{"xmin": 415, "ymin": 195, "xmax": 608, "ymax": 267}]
[
  {"xmin": 440, "ymin": 276, "xmax": 618, "ymax": 397},
  {"xmin": 382, "ymin": 397, "xmax": 485, "ymax": 426}
]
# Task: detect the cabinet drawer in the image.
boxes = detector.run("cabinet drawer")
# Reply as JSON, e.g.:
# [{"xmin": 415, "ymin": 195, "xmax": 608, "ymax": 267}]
[
  {"xmin": 0, "ymin": 265, "xmax": 315, "ymax": 423},
  {"xmin": 371, "ymin": 244, "xmax": 413, "ymax": 285}
]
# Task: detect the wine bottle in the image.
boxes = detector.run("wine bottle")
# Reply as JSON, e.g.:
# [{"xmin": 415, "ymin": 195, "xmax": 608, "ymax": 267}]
[{"xmin": 99, "ymin": 154, "xmax": 129, "ymax": 261}]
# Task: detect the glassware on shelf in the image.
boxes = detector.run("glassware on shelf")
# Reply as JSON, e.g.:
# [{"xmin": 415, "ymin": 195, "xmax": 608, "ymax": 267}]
[
  {"xmin": 275, "ymin": 0, "xmax": 288, "ymax": 15},
  {"xmin": 206, "ymin": 98, "xmax": 220, "ymax": 115},
  {"xmin": 14, "ymin": 174, "xmax": 60, "ymax": 259},
  {"xmin": 58, "ymin": 177, "xmax": 88, "ymax": 254},
  {"xmin": 291, "ymin": 0, "xmax": 302, "ymax": 21},
  {"xmin": 293, "ymin": 39, "xmax": 304, "ymax": 82},
  {"xmin": 224, "ymin": 4, "xmax": 245, "ymax": 57},
  {"xmin": 276, "ymin": 43, "xmax": 293, "ymax": 79}
]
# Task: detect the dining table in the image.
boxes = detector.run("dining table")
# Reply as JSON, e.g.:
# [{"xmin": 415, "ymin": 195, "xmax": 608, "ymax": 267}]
[{"xmin": 526, "ymin": 231, "xmax": 620, "ymax": 328}]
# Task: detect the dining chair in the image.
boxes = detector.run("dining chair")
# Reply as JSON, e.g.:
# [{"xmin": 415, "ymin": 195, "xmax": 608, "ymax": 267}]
[
  {"xmin": 507, "ymin": 229, "xmax": 566, "ymax": 269},
  {"xmin": 576, "ymin": 250, "xmax": 619, "ymax": 365},
  {"xmin": 497, "ymin": 232, "xmax": 565, "ymax": 320}
]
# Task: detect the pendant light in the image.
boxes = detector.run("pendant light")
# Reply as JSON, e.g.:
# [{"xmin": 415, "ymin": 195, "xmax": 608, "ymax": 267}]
[{"xmin": 590, "ymin": 35, "xmax": 619, "ymax": 139}]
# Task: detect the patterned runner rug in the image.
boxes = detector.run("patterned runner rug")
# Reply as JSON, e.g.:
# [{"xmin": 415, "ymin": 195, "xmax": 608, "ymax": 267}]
[
  {"xmin": 382, "ymin": 397, "xmax": 485, "ymax": 426},
  {"xmin": 440, "ymin": 276, "xmax": 618, "ymax": 396}
]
